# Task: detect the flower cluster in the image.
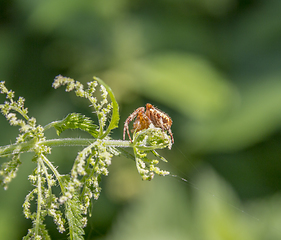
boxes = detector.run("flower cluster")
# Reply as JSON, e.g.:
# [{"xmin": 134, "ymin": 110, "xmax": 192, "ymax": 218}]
[
  {"xmin": 0, "ymin": 82, "xmax": 45, "ymax": 142},
  {"xmin": 0, "ymin": 76, "xmax": 172, "ymax": 240},
  {"xmin": 60, "ymin": 139, "xmax": 119, "ymax": 214},
  {"xmin": 0, "ymin": 82, "xmax": 48, "ymax": 190},
  {"xmin": 23, "ymin": 155, "xmax": 66, "ymax": 236},
  {"xmin": 53, "ymin": 75, "xmax": 113, "ymax": 137},
  {"xmin": 132, "ymin": 125, "xmax": 171, "ymax": 180}
]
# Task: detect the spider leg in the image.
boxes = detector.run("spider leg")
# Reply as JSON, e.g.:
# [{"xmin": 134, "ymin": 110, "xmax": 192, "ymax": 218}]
[
  {"xmin": 157, "ymin": 116, "xmax": 174, "ymax": 144},
  {"xmin": 123, "ymin": 107, "xmax": 145, "ymax": 142},
  {"xmin": 168, "ymin": 128, "xmax": 174, "ymax": 144}
]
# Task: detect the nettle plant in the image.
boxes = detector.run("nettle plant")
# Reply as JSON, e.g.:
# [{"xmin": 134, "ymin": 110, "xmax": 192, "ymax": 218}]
[{"xmin": 0, "ymin": 75, "xmax": 173, "ymax": 240}]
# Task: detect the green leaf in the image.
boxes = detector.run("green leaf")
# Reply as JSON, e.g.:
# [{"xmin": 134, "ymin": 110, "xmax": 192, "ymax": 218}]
[
  {"xmin": 52, "ymin": 113, "xmax": 99, "ymax": 138},
  {"xmin": 94, "ymin": 77, "xmax": 120, "ymax": 138},
  {"xmin": 65, "ymin": 197, "xmax": 85, "ymax": 240}
]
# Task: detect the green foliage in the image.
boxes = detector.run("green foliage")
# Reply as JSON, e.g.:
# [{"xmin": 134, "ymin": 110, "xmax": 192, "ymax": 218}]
[
  {"xmin": 49, "ymin": 113, "xmax": 99, "ymax": 138},
  {"xmin": 2, "ymin": 1, "xmax": 281, "ymax": 239},
  {"xmin": 0, "ymin": 76, "xmax": 173, "ymax": 240},
  {"xmin": 65, "ymin": 197, "xmax": 86, "ymax": 240},
  {"xmin": 94, "ymin": 77, "xmax": 120, "ymax": 138}
]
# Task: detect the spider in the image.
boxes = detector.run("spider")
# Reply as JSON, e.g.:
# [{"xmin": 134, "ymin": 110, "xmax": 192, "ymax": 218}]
[{"xmin": 123, "ymin": 103, "xmax": 174, "ymax": 144}]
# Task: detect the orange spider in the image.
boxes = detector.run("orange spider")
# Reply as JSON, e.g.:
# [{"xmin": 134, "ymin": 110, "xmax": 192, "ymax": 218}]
[{"xmin": 123, "ymin": 103, "xmax": 174, "ymax": 143}]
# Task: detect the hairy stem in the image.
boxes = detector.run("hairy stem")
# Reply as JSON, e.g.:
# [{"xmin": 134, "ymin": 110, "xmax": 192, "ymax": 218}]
[
  {"xmin": 41, "ymin": 154, "xmax": 65, "ymax": 193},
  {"xmin": 0, "ymin": 138, "xmax": 132, "ymax": 158},
  {"xmin": 35, "ymin": 158, "xmax": 43, "ymax": 236}
]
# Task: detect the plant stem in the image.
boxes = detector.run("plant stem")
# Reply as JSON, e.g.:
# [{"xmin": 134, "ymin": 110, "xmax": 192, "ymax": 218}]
[
  {"xmin": 41, "ymin": 154, "xmax": 66, "ymax": 193},
  {"xmin": 0, "ymin": 138, "xmax": 132, "ymax": 158},
  {"xmin": 35, "ymin": 158, "xmax": 43, "ymax": 236},
  {"xmin": 42, "ymin": 138, "xmax": 132, "ymax": 148}
]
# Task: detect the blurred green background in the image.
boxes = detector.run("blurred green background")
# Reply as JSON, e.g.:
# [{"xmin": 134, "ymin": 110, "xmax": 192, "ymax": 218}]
[{"xmin": 1, "ymin": 0, "xmax": 281, "ymax": 239}]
